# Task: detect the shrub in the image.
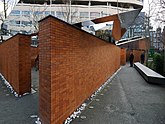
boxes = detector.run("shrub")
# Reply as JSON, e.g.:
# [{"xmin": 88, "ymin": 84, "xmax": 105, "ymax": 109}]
[{"xmin": 153, "ymin": 53, "xmax": 164, "ymax": 75}]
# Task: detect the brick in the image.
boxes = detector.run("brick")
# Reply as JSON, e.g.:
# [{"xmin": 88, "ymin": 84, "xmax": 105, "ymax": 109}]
[
  {"xmin": 120, "ymin": 48, "xmax": 126, "ymax": 65},
  {"xmin": 0, "ymin": 34, "xmax": 31, "ymax": 95},
  {"xmin": 39, "ymin": 16, "xmax": 121, "ymax": 124}
]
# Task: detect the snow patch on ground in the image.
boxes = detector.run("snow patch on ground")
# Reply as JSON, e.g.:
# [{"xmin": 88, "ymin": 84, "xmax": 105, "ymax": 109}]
[
  {"xmin": 30, "ymin": 115, "xmax": 41, "ymax": 124},
  {"xmin": 64, "ymin": 103, "xmax": 87, "ymax": 124},
  {"xmin": 64, "ymin": 67, "xmax": 121, "ymax": 124},
  {"xmin": 31, "ymin": 88, "xmax": 37, "ymax": 94},
  {"xmin": 35, "ymin": 117, "xmax": 41, "ymax": 124},
  {"xmin": 0, "ymin": 73, "xmax": 30, "ymax": 97}
]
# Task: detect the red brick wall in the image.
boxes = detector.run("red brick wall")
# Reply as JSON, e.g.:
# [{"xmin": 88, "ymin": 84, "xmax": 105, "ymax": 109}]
[
  {"xmin": 0, "ymin": 34, "xmax": 31, "ymax": 95},
  {"xmin": 39, "ymin": 16, "xmax": 121, "ymax": 124},
  {"xmin": 31, "ymin": 47, "xmax": 39, "ymax": 67},
  {"xmin": 120, "ymin": 48, "xmax": 126, "ymax": 65},
  {"xmin": 126, "ymin": 50, "xmax": 144, "ymax": 63},
  {"xmin": 133, "ymin": 50, "xmax": 143, "ymax": 62}
]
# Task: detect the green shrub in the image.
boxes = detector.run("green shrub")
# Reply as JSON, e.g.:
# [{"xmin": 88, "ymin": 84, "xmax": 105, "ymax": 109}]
[
  {"xmin": 153, "ymin": 53, "xmax": 164, "ymax": 75},
  {"xmin": 147, "ymin": 60, "xmax": 154, "ymax": 70}
]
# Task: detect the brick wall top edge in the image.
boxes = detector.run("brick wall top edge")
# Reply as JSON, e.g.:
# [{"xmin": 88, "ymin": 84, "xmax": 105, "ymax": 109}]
[
  {"xmin": 0, "ymin": 33, "xmax": 31, "ymax": 46},
  {"xmin": 39, "ymin": 15, "xmax": 116, "ymax": 45}
]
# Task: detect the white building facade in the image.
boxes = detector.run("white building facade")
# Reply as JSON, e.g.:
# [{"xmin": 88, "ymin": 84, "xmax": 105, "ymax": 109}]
[{"xmin": 4, "ymin": 0, "xmax": 143, "ymax": 34}]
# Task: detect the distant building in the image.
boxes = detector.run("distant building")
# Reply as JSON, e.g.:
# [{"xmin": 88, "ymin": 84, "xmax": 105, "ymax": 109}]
[
  {"xmin": 161, "ymin": 26, "xmax": 165, "ymax": 50},
  {"xmin": 3, "ymin": 0, "xmax": 143, "ymax": 35},
  {"xmin": 152, "ymin": 27, "xmax": 164, "ymax": 50},
  {"xmin": 150, "ymin": 30, "xmax": 155, "ymax": 48}
]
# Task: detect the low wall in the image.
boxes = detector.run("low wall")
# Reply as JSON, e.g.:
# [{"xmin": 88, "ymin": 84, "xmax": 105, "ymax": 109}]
[
  {"xmin": 120, "ymin": 48, "xmax": 126, "ymax": 65},
  {"xmin": 39, "ymin": 16, "xmax": 121, "ymax": 124},
  {"xmin": 0, "ymin": 34, "xmax": 31, "ymax": 95}
]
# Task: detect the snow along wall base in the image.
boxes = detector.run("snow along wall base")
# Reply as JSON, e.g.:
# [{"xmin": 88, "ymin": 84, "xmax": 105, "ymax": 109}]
[{"xmin": 38, "ymin": 15, "xmax": 121, "ymax": 124}]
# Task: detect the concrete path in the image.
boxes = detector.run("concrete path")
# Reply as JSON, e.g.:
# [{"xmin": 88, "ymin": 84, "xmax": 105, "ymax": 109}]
[
  {"xmin": 0, "ymin": 69, "xmax": 39, "ymax": 124},
  {"xmin": 0, "ymin": 65, "xmax": 165, "ymax": 124},
  {"xmin": 71, "ymin": 65, "xmax": 165, "ymax": 124}
]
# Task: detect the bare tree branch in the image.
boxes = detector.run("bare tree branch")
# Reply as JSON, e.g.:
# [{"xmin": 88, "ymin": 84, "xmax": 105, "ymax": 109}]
[
  {"xmin": 61, "ymin": 0, "xmax": 78, "ymax": 23},
  {"xmin": 27, "ymin": 4, "xmax": 48, "ymax": 32}
]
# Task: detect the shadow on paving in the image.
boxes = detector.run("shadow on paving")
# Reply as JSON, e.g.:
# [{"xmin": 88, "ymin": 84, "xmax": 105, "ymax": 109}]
[
  {"xmin": 71, "ymin": 65, "xmax": 165, "ymax": 124},
  {"xmin": 0, "ymin": 68, "xmax": 39, "ymax": 124}
]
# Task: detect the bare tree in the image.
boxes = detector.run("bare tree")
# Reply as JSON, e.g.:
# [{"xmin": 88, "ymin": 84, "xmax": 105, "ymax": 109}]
[
  {"xmin": 156, "ymin": 0, "xmax": 165, "ymax": 75},
  {"xmin": 139, "ymin": 0, "xmax": 158, "ymax": 64},
  {"xmin": 156, "ymin": 0, "xmax": 165, "ymax": 23},
  {"xmin": 145, "ymin": 0, "xmax": 157, "ymax": 40},
  {"xmin": 28, "ymin": 3, "xmax": 48, "ymax": 33},
  {"xmin": 3, "ymin": 0, "xmax": 9, "ymax": 19},
  {"xmin": 0, "ymin": 0, "xmax": 17, "ymax": 19},
  {"xmin": 61, "ymin": 0, "xmax": 78, "ymax": 23},
  {"xmin": 0, "ymin": 0, "xmax": 13, "ymax": 41}
]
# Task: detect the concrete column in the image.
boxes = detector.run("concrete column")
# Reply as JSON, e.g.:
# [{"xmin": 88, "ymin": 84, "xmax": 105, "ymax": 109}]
[
  {"xmin": 107, "ymin": 2, "xmax": 108, "ymax": 15},
  {"xmin": 69, "ymin": 0, "xmax": 72, "ymax": 23},
  {"xmin": 50, "ymin": 0, "xmax": 52, "ymax": 14},
  {"xmin": 108, "ymin": 3, "xmax": 111, "ymax": 15},
  {"xmin": 88, "ymin": 1, "xmax": 91, "ymax": 20}
]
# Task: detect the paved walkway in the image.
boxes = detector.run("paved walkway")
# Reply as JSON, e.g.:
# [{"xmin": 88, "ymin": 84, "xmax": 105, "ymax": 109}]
[
  {"xmin": 0, "ymin": 68, "xmax": 39, "ymax": 124},
  {"xmin": 0, "ymin": 65, "xmax": 165, "ymax": 124},
  {"xmin": 71, "ymin": 65, "xmax": 165, "ymax": 124}
]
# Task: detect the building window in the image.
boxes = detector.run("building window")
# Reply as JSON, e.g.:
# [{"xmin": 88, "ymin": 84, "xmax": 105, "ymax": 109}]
[
  {"xmin": 34, "ymin": 11, "xmax": 43, "ymax": 15},
  {"xmin": 10, "ymin": 10, "xmax": 20, "ymax": 16},
  {"xmin": 10, "ymin": 30, "xmax": 18, "ymax": 35},
  {"xmin": 20, "ymin": 30, "xmax": 27, "ymax": 34},
  {"xmin": 101, "ymin": 12, "xmax": 108, "ymax": 17},
  {"xmin": 9, "ymin": 20, "xmax": 20, "ymax": 26},
  {"xmin": 22, "ymin": 21, "xmax": 32, "ymax": 26},
  {"xmin": 31, "ymin": 36, "xmax": 38, "ymax": 46},
  {"xmin": 80, "ymin": 12, "xmax": 88, "ymax": 18},
  {"xmin": 51, "ymin": 11, "xmax": 55, "ymax": 16},
  {"xmin": 45, "ymin": 11, "xmax": 55, "ymax": 16},
  {"xmin": 15, "ymin": 20, "xmax": 20, "ymax": 25},
  {"xmin": 56, "ymin": 11, "xmax": 64, "ymax": 18},
  {"xmin": 9, "ymin": 20, "xmax": 15, "ymax": 25},
  {"xmin": 90, "ymin": 12, "xmax": 100, "ymax": 17},
  {"xmin": 22, "ymin": 11, "xmax": 31, "ymax": 16}
]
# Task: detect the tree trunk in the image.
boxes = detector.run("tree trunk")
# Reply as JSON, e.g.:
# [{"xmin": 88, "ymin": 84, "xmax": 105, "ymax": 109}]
[{"xmin": 4, "ymin": 0, "xmax": 7, "ymax": 19}]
